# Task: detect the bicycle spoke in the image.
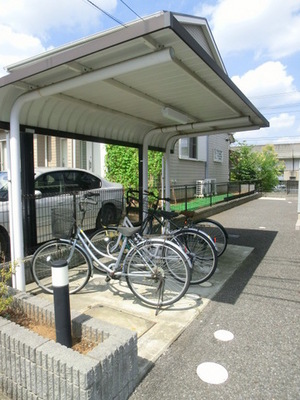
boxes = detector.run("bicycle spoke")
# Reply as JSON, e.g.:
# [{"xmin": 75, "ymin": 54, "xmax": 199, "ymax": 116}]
[
  {"xmin": 170, "ymin": 229, "xmax": 218, "ymax": 284},
  {"xmin": 32, "ymin": 240, "xmax": 91, "ymax": 294},
  {"xmin": 125, "ymin": 239, "xmax": 190, "ymax": 307}
]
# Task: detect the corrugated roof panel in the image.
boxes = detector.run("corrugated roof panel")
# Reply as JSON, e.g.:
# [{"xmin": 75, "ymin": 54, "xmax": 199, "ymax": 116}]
[{"xmin": 0, "ymin": 11, "xmax": 268, "ymax": 150}]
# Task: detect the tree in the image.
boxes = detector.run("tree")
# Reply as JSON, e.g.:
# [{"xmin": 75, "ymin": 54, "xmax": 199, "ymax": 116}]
[
  {"xmin": 257, "ymin": 144, "xmax": 285, "ymax": 191},
  {"xmin": 230, "ymin": 142, "xmax": 284, "ymax": 191},
  {"xmin": 105, "ymin": 145, "xmax": 163, "ymax": 190},
  {"xmin": 230, "ymin": 142, "xmax": 259, "ymax": 181}
]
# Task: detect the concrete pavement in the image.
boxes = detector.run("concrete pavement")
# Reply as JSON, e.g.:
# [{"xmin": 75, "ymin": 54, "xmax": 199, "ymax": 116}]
[{"xmin": 27, "ymin": 228, "xmax": 253, "ymax": 381}]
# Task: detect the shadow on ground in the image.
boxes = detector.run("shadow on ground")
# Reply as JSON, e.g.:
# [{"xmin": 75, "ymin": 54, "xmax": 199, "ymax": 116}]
[{"xmin": 213, "ymin": 228, "xmax": 277, "ymax": 305}]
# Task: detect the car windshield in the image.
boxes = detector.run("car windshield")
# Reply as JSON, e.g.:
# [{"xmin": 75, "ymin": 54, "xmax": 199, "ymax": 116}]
[{"xmin": 0, "ymin": 171, "xmax": 8, "ymax": 201}]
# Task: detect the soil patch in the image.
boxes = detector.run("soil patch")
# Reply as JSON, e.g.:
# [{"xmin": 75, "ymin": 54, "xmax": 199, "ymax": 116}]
[{"xmin": 1, "ymin": 307, "xmax": 99, "ymax": 354}]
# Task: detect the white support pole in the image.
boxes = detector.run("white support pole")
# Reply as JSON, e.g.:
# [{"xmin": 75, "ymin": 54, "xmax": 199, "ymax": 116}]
[
  {"xmin": 6, "ymin": 132, "xmax": 16, "ymax": 287},
  {"xmin": 10, "ymin": 99, "xmax": 26, "ymax": 291}
]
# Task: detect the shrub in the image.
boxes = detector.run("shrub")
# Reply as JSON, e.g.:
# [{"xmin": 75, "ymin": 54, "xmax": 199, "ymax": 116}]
[{"xmin": 0, "ymin": 256, "xmax": 13, "ymax": 314}]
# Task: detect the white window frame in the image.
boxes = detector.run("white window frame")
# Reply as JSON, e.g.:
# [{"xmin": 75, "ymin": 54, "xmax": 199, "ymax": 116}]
[{"xmin": 179, "ymin": 136, "xmax": 207, "ymax": 161}]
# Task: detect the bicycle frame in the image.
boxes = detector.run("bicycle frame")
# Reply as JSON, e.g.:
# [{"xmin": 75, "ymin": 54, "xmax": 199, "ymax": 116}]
[
  {"xmin": 68, "ymin": 224, "xmax": 164, "ymax": 280},
  {"xmin": 126, "ymin": 190, "xmax": 182, "ymax": 234}
]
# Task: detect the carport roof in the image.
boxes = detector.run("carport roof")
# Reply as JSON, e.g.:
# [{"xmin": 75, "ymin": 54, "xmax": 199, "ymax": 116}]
[{"xmin": 0, "ymin": 11, "xmax": 269, "ymax": 151}]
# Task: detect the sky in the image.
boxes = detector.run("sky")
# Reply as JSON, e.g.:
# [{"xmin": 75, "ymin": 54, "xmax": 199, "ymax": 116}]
[{"xmin": 0, "ymin": 0, "xmax": 299, "ymax": 146}]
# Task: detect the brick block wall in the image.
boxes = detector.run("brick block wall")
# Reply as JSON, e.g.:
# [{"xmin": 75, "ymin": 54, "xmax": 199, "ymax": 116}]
[{"xmin": 0, "ymin": 289, "xmax": 138, "ymax": 400}]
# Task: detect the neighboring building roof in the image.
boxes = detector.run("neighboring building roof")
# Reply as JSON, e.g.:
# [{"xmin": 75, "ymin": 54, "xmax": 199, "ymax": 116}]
[
  {"xmin": 250, "ymin": 143, "xmax": 300, "ymax": 159},
  {"xmin": 0, "ymin": 11, "xmax": 269, "ymax": 151}
]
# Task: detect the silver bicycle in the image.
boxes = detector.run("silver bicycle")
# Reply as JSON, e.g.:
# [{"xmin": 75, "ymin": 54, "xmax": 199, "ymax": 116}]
[{"xmin": 31, "ymin": 193, "xmax": 192, "ymax": 310}]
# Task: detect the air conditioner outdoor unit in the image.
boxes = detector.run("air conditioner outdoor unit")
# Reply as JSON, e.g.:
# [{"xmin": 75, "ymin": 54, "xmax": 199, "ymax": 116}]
[
  {"xmin": 195, "ymin": 180, "xmax": 208, "ymax": 197},
  {"xmin": 195, "ymin": 179, "xmax": 217, "ymax": 197},
  {"xmin": 206, "ymin": 178, "xmax": 217, "ymax": 195}
]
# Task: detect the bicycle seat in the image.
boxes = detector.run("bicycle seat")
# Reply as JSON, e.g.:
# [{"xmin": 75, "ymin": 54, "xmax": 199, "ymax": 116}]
[
  {"xmin": 117, "ymin": 226, "xmax": 141, "ymax": 237},
  {"xmin": 154, "ymin": 210, "xmax": 179, "ymax": 219},
  {"xmin": 180, "ymin": 210, "xmax": 195, "ymax": 218}
]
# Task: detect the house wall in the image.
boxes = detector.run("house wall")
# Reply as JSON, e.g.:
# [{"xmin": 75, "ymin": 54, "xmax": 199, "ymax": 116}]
[
  {"xmin": 1, "ymin": 130, "xmax": 230, "ymax": 184},
  {"xmin": 0, "ymin": 131, "xmax": 7, "ymax": 171},
  {"xmin": 168, "ymin": 133, "xmax": 230, "ymax": 186},
  {"xmin": 169, "ymin": 141, "xmax": 206, "ymax": 186}
]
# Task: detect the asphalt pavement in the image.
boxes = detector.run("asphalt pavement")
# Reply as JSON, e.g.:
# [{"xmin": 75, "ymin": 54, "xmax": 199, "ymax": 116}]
[{"xmin": 129, "ymin": 193, "xmax": 300, "ymax": 400}]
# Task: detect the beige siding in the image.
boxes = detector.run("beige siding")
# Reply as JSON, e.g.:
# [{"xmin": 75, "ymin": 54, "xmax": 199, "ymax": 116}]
[
  {"xmin": 168, "ymin": 134, "xmax": 230, "ymax": 186},
  {"xmin": 34, "ymin": 135, "xmax": 46, "ymax": 167},
  {"xmin": 169, "ymin": 142, "xmax": 206, "ymax": 185}
]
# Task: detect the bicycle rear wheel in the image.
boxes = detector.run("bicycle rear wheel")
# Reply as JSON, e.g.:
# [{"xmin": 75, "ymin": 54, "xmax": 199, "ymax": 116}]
[
  {"xmin": 171, "ymin": 228, "xmax": 218, "ymax": 284},
  {"xmin": 90, "ymin": 227, "xmax": 126, "ymax": 272},
  {"xmin": 90, "ymin": 227, "xmax": 120, "ymax": 256},
  {"xmin": 192, "ymin": 219, "xmax": 228, "ymax": 257},
  {"xmin": 125, "ymin": 239, "xmax": 191, "ymax": 307},
  {"xmin": 31, "ymin": 239, "xmax": 92, "ymax": 294}
]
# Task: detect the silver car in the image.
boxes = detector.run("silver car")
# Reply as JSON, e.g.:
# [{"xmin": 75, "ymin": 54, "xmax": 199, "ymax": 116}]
[{"xmin": 0, "ymin": 167, "xmax": 124, "ymax": 259}]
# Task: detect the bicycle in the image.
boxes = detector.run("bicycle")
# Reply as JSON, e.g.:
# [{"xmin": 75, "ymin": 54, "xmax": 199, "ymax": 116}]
[
  {"xmin": 31, "ymin": 193, "xmax": 192, "ymax": 311},
  {"xmin": 90, "ymin": 190, "xmax": 219, "ymax": 285},
  {"xmin": 127, "ymin": 189, "xmax": 228, "ymax": 257}
]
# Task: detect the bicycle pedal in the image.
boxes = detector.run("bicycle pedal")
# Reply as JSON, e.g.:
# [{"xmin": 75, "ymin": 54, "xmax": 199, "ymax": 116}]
[
  {"xmin": 106, "ymin": 272, "xmax": 120, "ymax": 281},
  {"xmin": 111, "ymin": 275, "xmax": 121, "ymax": 280}
]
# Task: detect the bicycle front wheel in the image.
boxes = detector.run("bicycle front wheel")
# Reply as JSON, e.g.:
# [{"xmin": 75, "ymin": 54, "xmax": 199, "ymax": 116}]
[
  {"xmin": 125, "ymin": 239, "xmax": 191, "ymax": 307},
  {"xmin": 193, "ymin": 219, "xmax": 228, "ymax": 257},
  {"xmin": 31, "ymin": 239, "xmax": 92, "ymax": 294},
  {"xmin": 171, "ymin": 228, "xmax": 218, "ymax": 284}
]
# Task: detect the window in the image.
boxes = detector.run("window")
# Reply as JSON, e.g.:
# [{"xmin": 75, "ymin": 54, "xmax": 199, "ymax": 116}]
[
  {"xmin": 63, "ymin": 171, "xmax": 101, "ymax": 192},
  {"xmin": 0, "ymin": 171, "xmax": 8, "ymax": 201},
  {"xmin": 179, "ymin": 136, "xmax": 207, "ymax": 161},
  {"xmin": 35, "ymin": 172, "xmax": 64, "ymax": 195},
  {"xmin": 34, "ymin": 170, "xmax": 101, "ymax": 195},
  {"xmin": 180, "ymin": 137, "xmax": 197, "ymax": 159}
]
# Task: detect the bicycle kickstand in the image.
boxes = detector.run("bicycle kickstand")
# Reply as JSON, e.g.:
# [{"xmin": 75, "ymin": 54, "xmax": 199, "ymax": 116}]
[{"xmin": 155, "ymin": 277, "xmax": 165, "ymax": 316}]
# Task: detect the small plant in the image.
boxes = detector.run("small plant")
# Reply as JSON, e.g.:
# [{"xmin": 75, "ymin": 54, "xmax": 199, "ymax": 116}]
[{"xmin": 0, "ymin": 254, "xmax": 14, "ymax": 315}]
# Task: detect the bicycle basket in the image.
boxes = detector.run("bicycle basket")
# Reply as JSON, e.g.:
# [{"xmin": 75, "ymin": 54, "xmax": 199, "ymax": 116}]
[{"xmin": 51, "ymin": 207, "xmax": 75, "ymax": 239}]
